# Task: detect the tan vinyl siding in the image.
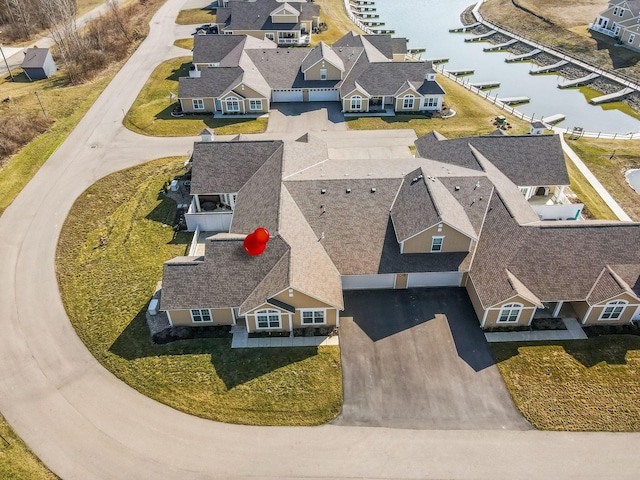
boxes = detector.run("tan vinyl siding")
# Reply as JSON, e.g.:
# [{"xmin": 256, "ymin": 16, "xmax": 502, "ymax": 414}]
[
  {"xmin": 272, "ymin": 13, "xmax": 299, "ymax": 23},
  {"xmin": 483, "ymin": 307, "xmax": 535, "ymax": 328},
  {"xmin": 168, "ymin": 308, "xmax": 234, "ymax": 326},
  {"xmin": 181, "ymin": 97, "xmax": 215, "ymax": 113},
  {"xmin": 570, "ymin": 301, "xmax": 590, "ymax": 321},
  {"xmin": 272, "ymin": 289, "xmax": 339, "ymax": 328},
  {"xmin": 583, "ymin": 292, "xmax": 640, "ymax": 325},
  {"xmin": 394, "ymin": 273, "xmax": 408, "ymax": 289},
  {"xmin": 395, "ymin": 89, "xmax": 420, "ymax": 112},
  {"xmin": 402, "ymin": 223, "xmax": 472, "ymax": 254},
  {"xmin": 304, "ymin": 61, "xmax": 342, "ymax": 81},
  {"xmin": 342, "ymin": 89, "xmax": 369, "ymax": 112},
  {"xmin": 245, "ymin": 302, "xmax": 289, "ymax": 333},
  {"xmin": 291, "ymin": 308, "xmax": 337, "ymax": 329},
  {"xmin": 465, "ymin": 279, "xmax": 486, "ymax": 324}
]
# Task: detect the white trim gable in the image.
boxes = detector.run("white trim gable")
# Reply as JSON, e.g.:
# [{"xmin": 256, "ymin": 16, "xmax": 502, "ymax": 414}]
[{"xmin": 270, "ymin": 2, "xmax": 300, "ymax": 17}]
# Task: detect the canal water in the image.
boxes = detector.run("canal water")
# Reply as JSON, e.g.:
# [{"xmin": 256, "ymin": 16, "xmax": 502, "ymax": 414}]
[
  {"xmin": 373, "ymin": 0, "xmax": 640, "ymax": 134},
  {"xmin": 626, "ymin": 169, "xmax": 640, "ymax": 194}
]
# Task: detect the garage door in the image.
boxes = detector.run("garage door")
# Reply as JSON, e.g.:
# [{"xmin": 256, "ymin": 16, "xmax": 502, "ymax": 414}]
[
  {"xmin": 341, "ymin": 274, "xmax": 396, "ymax": 290},
  {"xmin": 407, "ymin": 272, "xmax": 463, "ymax": 288},
  {"xmin": 272, "ymin": 89, "xmax": 303, "ymax": 102},
  {"xmin": 309, "ymin": 89, "xmax": 339, "ymax": 101}
]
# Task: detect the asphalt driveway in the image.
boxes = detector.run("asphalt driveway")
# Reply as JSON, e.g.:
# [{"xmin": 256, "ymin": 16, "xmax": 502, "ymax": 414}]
[
  {"xmin": 334, "ymin": 288, "xmax": 531, "ymax": 430},
  {"xmin": 266, "ymin": 102, "xmax": 346, "ymax": 133}
]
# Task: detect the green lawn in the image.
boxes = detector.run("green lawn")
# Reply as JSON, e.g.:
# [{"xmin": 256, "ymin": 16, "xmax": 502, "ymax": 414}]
[
  {"xmin": 0, "ymin": 413, "xmax": 58, "ymax": 480},
  {"xmin": 176, "ymin": 8, "xmax": 216, "ymax": 26},
  {"xmin": 56, "ymin": 157, "xmax": 343, "ymax": 426},
  {"xmin": 123, "ymin": 57, "xmax": 268, "ymax": 136},
  {"xmin": 490, "ymin": 336, "xmax": 640, "ymax": 431},
  {"xmin": 347, "ymin": 75, "xmax": 531, "ymax": 138},
  {"xmin": 567, "ymin": 137, "xmax": 640, "ymax": 221},
  {"xmin": 565, "ymin": 154, "xmax": 617, "ymax": 220}
]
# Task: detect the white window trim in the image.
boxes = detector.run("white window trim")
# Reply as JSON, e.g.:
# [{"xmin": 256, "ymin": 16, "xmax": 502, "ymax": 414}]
[
  {"xmin": 226, "ymin": 96, "xmax": 240, "ymax": 112},
  {"xmin": 350, "ymin": 95, "xmax": 362, "ymax": 110},
  {"xmin": 402, "ymin": 95, "xmax": 415, "ymax": 110},
  {"xmin": 629, "ymin": 34, "xmax": 636, "ymax": 44},
  {"xmin": 423, "ymin": 96, "xmax": 437, "ymax": 107},
  {"xmin": 431, "ymin": 235, "xmax": 444, "ymax": 253},
  {"xmin": 320, "ymin": 68, "xmax": 327, "ymax": 80},
  {"xmin": 301, "ymin": 308, "xmax": 327, "ymax": 326},
  {"xmin": 497, "ymin": 303, "xmax": 523, "ymax": 324},
  {"xmin": 192, "ymin": 98, "xmax": 205, "ymax": 110},
  {"xmin": 190, "ymin": 308, "xmax": 213, "ymax": 323},
  {"xmin": 598, "ymin": 300, "xmax": 628, "ymax": 321},
  {"xmin": 255, "ymin": 309, "xmax": 282, "ymax": 330},
  {"xmin": 249, "ymin": 99, "xmax": 262, "ymax": 111}
]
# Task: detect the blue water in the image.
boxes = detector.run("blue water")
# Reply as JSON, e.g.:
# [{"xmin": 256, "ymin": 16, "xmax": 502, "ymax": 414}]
[
  {"xmin": 626, "ymin": 169, "xmax": 640, "ymax": 193},
  {"xmin": 373, "ymin": 0, "xmax": 640, "ymax": 134}
]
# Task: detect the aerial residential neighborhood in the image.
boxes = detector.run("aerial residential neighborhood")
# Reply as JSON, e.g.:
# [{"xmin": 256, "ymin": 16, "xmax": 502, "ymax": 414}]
[{"xmin": 2, "ymin": 0, "xmax": 640, "ymax": 478}]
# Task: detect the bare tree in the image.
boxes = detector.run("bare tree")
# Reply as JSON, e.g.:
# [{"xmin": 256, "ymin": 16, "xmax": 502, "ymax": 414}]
[{"xmin": 38, "ymin": 0, "xmax": 83, "ymax": 81}]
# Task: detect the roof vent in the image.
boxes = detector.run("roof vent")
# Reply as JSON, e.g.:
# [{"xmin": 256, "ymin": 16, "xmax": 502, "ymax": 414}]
[
  {"xmin": 417, "ymin": 174, "xmax": 423, "ymax": 180},
  {"xmin": 321, "ymin": 189, "xmax": 326, "ymax": 194},
  {"xmin": 371, "ymin": 187, "xmax": 376, "ymax": 193},
  {"xmin": 346, "ymin": 188, "xmax": 351, "ymax": 193},
  {"xmin": 411, "ymin": 177, "xmax": 418, "ymax": 183},
  {"xmin": 475, "ymin": 181, "xmax": 480, "ymax": 190},
  {"xmin": 454, "ymin": 186, "xmax": 460, "ymax": 191}
]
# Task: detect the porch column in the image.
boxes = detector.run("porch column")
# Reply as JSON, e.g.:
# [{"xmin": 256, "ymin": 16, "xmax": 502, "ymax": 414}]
[
  {"xmin": 194, "ymin": 194, "xmax": 201, "ymax": 212},
  {"xmin": 552, "ymin": 301, "xmax": 564, "ymax": 318},
  {"xmin": 289, "ymin": 313, "xmax": 293, "ymax": 337}
]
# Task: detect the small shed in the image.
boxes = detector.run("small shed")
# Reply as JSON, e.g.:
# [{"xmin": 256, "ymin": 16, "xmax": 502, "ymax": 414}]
[
  {"xmin": 529, "ymin": 121, "xmax": 546, "ymax": 135},
  {"xmin": 21, "ymin": 47, "xmax": 57, "ymax": 80}
]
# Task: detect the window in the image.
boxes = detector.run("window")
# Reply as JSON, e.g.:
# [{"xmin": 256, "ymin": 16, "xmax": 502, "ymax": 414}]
[
  {"xmin": 629, "ymin": 34, "xmax": 636, "ymax": 44},
  {"xmin": 350, "ymin": 95, "xmax": 362, "ymax": 110},
  {"xmin": 613, "ymin": 7, "xmax": 618, "ymax": 15},
  {"xmin": 192, "ymin": 99, "xmax": 204, "ymax": 110},
  {"xmin": 320, "ymin": 68, "xmax": 327, "ymax": 80},
  {"xmin": 256, "ymin": 309, "xmax": 281, "ymax": 329},
  {"xmin": 226, "ymin": 97, "xmax": 240, "ymax": 112},
  {"xmin": 497, "ymin": 303, "xmax": 523, "ymax": 323},
  {"xmin": 599, "ymin": 300, "xmax": 627, "ymax": 320},
  {"xmin": 302, "ymin": 310, "xmax": 326, "ymax": 325},
  {"xmin": 423, "ymin": 97, "xmax": 438, "ymax": 108},
  {"xmin": 191, "ymin": 309, "xmax": 212, "ymax": 323},
  {"xmin": 402, "ymin": 94, "xmax": 415, "ymax": 109},
  {"xmin": 265, "ymin": 32, "xmax": 275, "ymax": 41},
  {"xmin": 618, "ymin": 7, "xmax": 624, "ymax": 16},
  {"xmin": 249, "ymin": 99, "xmax": 262, "ymax": 111},
  {"xmin": 519, "ymin": 186, "xmax": 531, "ymax": 199},
  {"xmin": 431, "ymin": 236, "xmax": 444, "ymax": 252}
]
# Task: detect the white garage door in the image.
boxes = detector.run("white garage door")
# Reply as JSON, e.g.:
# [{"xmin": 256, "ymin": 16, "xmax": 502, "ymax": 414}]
[
  {"xmin": 341, "ymin": 274, "xmax": 396, "ymax": 290},
  {"xmin": 407, "ymin": 272, "xmax": 463, "ymax": 288},
  {"xmin": 309, "ymin": 88, "xmax": 339, "ymax": 101},
  {"xmin": 272, "ymin": 89, "xmax": 304, "ymax": 102}
]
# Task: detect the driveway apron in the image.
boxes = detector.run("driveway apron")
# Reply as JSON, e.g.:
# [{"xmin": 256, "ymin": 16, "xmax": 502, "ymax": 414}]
[{"xmin": 334, "ymin": 288, "xmax": 532, "ymax": 430}]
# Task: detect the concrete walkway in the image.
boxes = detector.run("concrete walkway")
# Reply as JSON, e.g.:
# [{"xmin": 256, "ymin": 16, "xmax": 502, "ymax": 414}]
[
  {"xmin": 558, "ymin": 133, "xmax": 632, "ymax": 221},
  {"xmin": 485, "ymin": 318, "xmax": 588, "ymax": 342},
  {"xmin": 230, "ymin": 321, "xmax": 340, "ymax": 348},
  {"xmin": 2, "ymin": 0, "xmax": 640, "ymax": 478}
]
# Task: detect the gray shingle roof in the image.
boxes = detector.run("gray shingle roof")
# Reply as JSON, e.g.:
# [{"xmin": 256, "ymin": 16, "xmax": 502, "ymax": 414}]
[
  {"xmin": 189, "ymin": 141, "xmax": 282, "ymax": 194},
  {"xmin": 192, "ymin": 35, "xmax": 246, "ymax": 64},
  {"xmin": 301, "ymin": 42, "xmax": 344, "ymax": 72},
  {"xmin": 160, "ymin": 234, "xmax": 290, "ymax": 310},
  {"xmin": 178, "ymin": 67, "xmax": 243, "ymax": 98},
  {"xmin": 350, "ymin": 62, "xmax": 438, "ymax": 97},
  {"xmin": 390, "ymin": 169, "xmax": 440, "ymax": 243},
  {"xmin": 222, "ymin": 0, "xmax": 319, "ymax": 31},
  {"xmin": 415, "ymin": 132, "xmax": 569, "ymax": 187},
  {"xmin": 21, "ymin": 48, "xmax": 50, "ymax": 68}
]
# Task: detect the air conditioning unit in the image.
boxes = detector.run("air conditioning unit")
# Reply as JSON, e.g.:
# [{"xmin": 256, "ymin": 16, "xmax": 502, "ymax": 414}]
[{"xmin": 148, "ymin": 298, "xmax": 159, "ymax": 316}]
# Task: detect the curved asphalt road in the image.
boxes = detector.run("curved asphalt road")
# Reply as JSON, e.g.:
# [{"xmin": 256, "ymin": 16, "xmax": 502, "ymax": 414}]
[{"xmin": 1, "ymin": 0, "xmax": 640, "ymax": 478}]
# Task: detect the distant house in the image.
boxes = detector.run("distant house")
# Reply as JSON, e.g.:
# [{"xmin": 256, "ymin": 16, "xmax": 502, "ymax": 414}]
[
  {"xmin": 21, "ymin": 47, "xmax": 57, "ymax": 80},
  {"xmin": 178, "ymin": 32, "xmax": 445, "ymax": 115},
  {"xmin": 216, "ymin": 0, "xmax": 320, "ymax": 45},
  {"xmin": 590, "ymin": 0, "xmax": 640, "ymax": 51}
]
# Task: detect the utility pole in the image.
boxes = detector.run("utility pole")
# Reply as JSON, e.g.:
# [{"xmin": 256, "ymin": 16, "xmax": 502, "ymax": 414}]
[
  {"xmin": 0, "ymin": 31, "xmax": 15, "ymax": 82},
  {"xmin": 34, "ymin": 91, "xmax": 47, "ymax": 120}
]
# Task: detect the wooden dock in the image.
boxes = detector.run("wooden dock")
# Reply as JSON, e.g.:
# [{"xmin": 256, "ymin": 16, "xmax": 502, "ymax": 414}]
[
  {"xmin": 449, "ymin": 22, "xmax": 480, "ymax": 33},
  {"xmin": 505, "ymin": 49, "xmax": 541, "ymax": 63},
  {"xmin": 557, "ymin": 73, "xmax": 600, "ymax": 89},
  {"xmin": 590, "ymin": 87, "xmax": 635, "ymax": 104},
  {"xmin": 445, "ymin": 68, "xmax": 475, "ymax": 76},
  {"xmin": 371, "ymin": 29, "xmax": 395, "ymax": 34},
  {"xmin": 497, "ymin": 96, "xmax": 530, "ymax": 105},
  {"xmin": 426, "ymin": 57, "xmax": 449, "ymax": 64},
  {"xmin": 362, "ymin": 21, "xmax": 384, "ymax": 26},
  {"xmin": 530, "ymin": 60, "xmax": 568, "ymax": 74},
  {"xmin": 483, "ymin": 39, "xmax": 518, "ymax": 52},
  {"xmin": 464, "ymin": 30, "xmax": 497, "ymax": 42},
  {"xmin": 542, "ymin": 114, "xmax": 566, "ymax": 125},
  {"xmin": 469, "ymin": 81, "xmax": 501, "ymax": 89}
]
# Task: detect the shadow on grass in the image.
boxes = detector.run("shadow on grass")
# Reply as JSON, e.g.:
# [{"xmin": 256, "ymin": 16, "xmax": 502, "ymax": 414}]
[
  {"xmin": 167, "ymin": 62, "xmax": 192, "ymax": 81},
  {"xmin": 109, "ymin": 306, "xmax": 318, "ymax": 389},
  {"xmin": 590, "ymin": 32, "xmax": 640, "ymax": 70},
  {"xmin": 146, "ymin": 191, "xmax": 179, "ymax": 224},
  {"xmin": 490, "ymin": 335, "xmax": 640, "ymax": 368}
]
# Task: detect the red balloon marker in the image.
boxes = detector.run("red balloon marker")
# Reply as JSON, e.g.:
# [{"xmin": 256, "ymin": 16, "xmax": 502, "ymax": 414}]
[{"xmin": 243, "ymin": 227, "xmax": 270, "ymax": 256}]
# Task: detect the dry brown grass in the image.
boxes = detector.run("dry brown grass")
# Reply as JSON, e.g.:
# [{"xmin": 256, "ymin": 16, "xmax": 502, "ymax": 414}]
[
  {"xmin": 567, "ymin": 137, "xmax": 640, "ymax": 221},
  {"xmin": 312, "ymin": 0, "xmax": 364, "ymax": 45},
  {"xmin": 480, "ymin": 0, "xmax": 640, "ymax": 83},
  {"xmin": 0, "ymin": 113, "xmax": 52, "ymax": 168}
]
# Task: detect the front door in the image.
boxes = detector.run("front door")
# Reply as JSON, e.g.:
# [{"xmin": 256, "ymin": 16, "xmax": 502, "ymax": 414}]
[{"xmin": 394, "ymin": 273, "xmax": 408, "ymax": 289}]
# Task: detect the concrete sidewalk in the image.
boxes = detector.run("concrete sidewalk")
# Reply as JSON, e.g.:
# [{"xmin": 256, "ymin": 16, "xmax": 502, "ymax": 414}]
[
  {"xmin": 485, "ymin": 318, "xmax": 587, "ymax": 342},
  {"xmin": 230, "ymin": 322, "xmax": 339, "ymax": 348}
]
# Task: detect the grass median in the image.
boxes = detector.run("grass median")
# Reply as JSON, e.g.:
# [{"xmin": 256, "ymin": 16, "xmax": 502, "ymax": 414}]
[
  {"xmin": 490, "ymin": 336, "xmax": 640, "ymax": 431},
  {"xmin": 123, "ymin": 57, "xmax": 268, "ymax": 136},
  {"xmin": 56, "ymin": 157, "xmax": 342, "ymax": 426},
  {"xmin": 176, "ymin": 8, "xmax": 216, "ymax": 26}
]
